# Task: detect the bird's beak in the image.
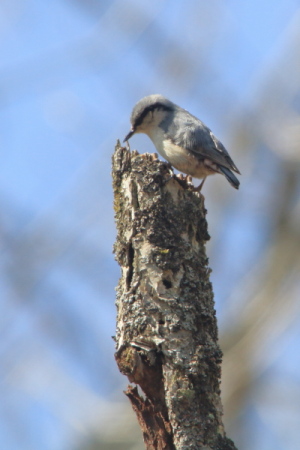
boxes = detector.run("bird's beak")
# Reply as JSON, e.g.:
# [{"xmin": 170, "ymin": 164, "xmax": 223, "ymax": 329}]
[{"xmin": 123, "ymin": 127, "xmax": 135, "ymax": 142}]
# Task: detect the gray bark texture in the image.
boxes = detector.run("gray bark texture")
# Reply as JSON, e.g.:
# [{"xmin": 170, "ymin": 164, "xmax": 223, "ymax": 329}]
[{"xmin": 112, "ymin": 142, "xmax": 237, "ymax": 450}]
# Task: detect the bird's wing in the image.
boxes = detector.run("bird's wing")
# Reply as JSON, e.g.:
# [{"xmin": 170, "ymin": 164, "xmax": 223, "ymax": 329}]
[
  {"xmin": 208, "ymin": 131, "xmax": 240, "ymax": 173},
  {"xmin": 171, "ymin": 113, "xmax": 240, "ymax": 174}
]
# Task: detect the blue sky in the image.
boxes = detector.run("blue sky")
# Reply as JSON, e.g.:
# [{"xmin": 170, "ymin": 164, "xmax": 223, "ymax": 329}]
[{"xmin": 1, "ymin": 1, "xmax": 300, "ymax": 449}]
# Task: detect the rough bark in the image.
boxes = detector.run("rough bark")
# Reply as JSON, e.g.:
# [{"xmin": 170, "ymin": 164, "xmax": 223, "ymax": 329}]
[{"xmin": 112, "ymin": 142, "xmax": 237, "ymax": 450}]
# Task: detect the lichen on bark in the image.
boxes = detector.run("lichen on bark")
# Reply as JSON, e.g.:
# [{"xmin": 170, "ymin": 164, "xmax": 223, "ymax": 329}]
[{"xmin": 112, "ymin": 142, "xmax": 237, "ymax": 450}]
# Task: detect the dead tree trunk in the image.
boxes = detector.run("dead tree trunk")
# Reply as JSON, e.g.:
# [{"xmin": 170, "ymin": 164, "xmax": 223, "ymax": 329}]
[{"xmin": 112, "ymin": 142, "xmax": 237, "ymax": 450}]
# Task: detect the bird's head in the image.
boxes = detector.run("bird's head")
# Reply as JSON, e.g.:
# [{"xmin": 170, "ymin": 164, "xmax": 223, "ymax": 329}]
[{"xmin": 124, "ymin": 94, "xmax": 175, "ymax": 142}]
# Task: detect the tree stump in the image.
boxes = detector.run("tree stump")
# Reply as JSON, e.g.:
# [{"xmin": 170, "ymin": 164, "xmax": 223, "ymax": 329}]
[{"xmin": 112, "ymin": 142, "xmax": 237, "ymax": 450}]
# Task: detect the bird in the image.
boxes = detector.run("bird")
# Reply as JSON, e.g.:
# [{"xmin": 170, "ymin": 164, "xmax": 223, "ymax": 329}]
[{"xmin": 124, "ymin": 94, "xmax": 240, "ymax": 190}]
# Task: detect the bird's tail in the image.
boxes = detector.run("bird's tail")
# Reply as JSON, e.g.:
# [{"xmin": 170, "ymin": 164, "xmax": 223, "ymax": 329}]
[{"xmin": 219, "ymin": 166, "xmax": 240, "ymax": 189}]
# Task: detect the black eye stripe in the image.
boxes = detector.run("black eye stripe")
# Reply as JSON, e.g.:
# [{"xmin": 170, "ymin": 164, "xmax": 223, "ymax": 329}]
[{"xmin": 133, "ymin": 102, "xmax": 173, "ymax": 128}]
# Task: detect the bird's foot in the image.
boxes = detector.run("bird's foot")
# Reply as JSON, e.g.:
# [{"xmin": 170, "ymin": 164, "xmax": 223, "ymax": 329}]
[
  {"xmin": 192, "ymin": 177, "xmax": 207, "ymax": 192},
  {"xmin": 167, "ymin": 173, "xmax": 194, "ymax": 190},
  {"xmin": 162, "ymin": 162, "xmax": 175, "ymax": 184}
]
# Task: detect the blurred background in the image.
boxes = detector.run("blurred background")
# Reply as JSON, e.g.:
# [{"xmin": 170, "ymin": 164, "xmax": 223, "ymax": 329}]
[{"xmin": 1, "ymin": 0, "xmax": 300, "ymax": 449}]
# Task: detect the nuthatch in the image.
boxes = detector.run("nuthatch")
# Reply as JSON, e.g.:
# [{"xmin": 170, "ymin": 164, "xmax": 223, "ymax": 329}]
[{"xmin": 124, "ymin": 94, "xmax": 240, "ymax": 190}]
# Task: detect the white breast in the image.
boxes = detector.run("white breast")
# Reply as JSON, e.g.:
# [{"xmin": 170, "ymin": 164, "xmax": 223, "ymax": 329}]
[{"xmin": 147, "ymin": 130, "xmax": 213, "ymax": 178}]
